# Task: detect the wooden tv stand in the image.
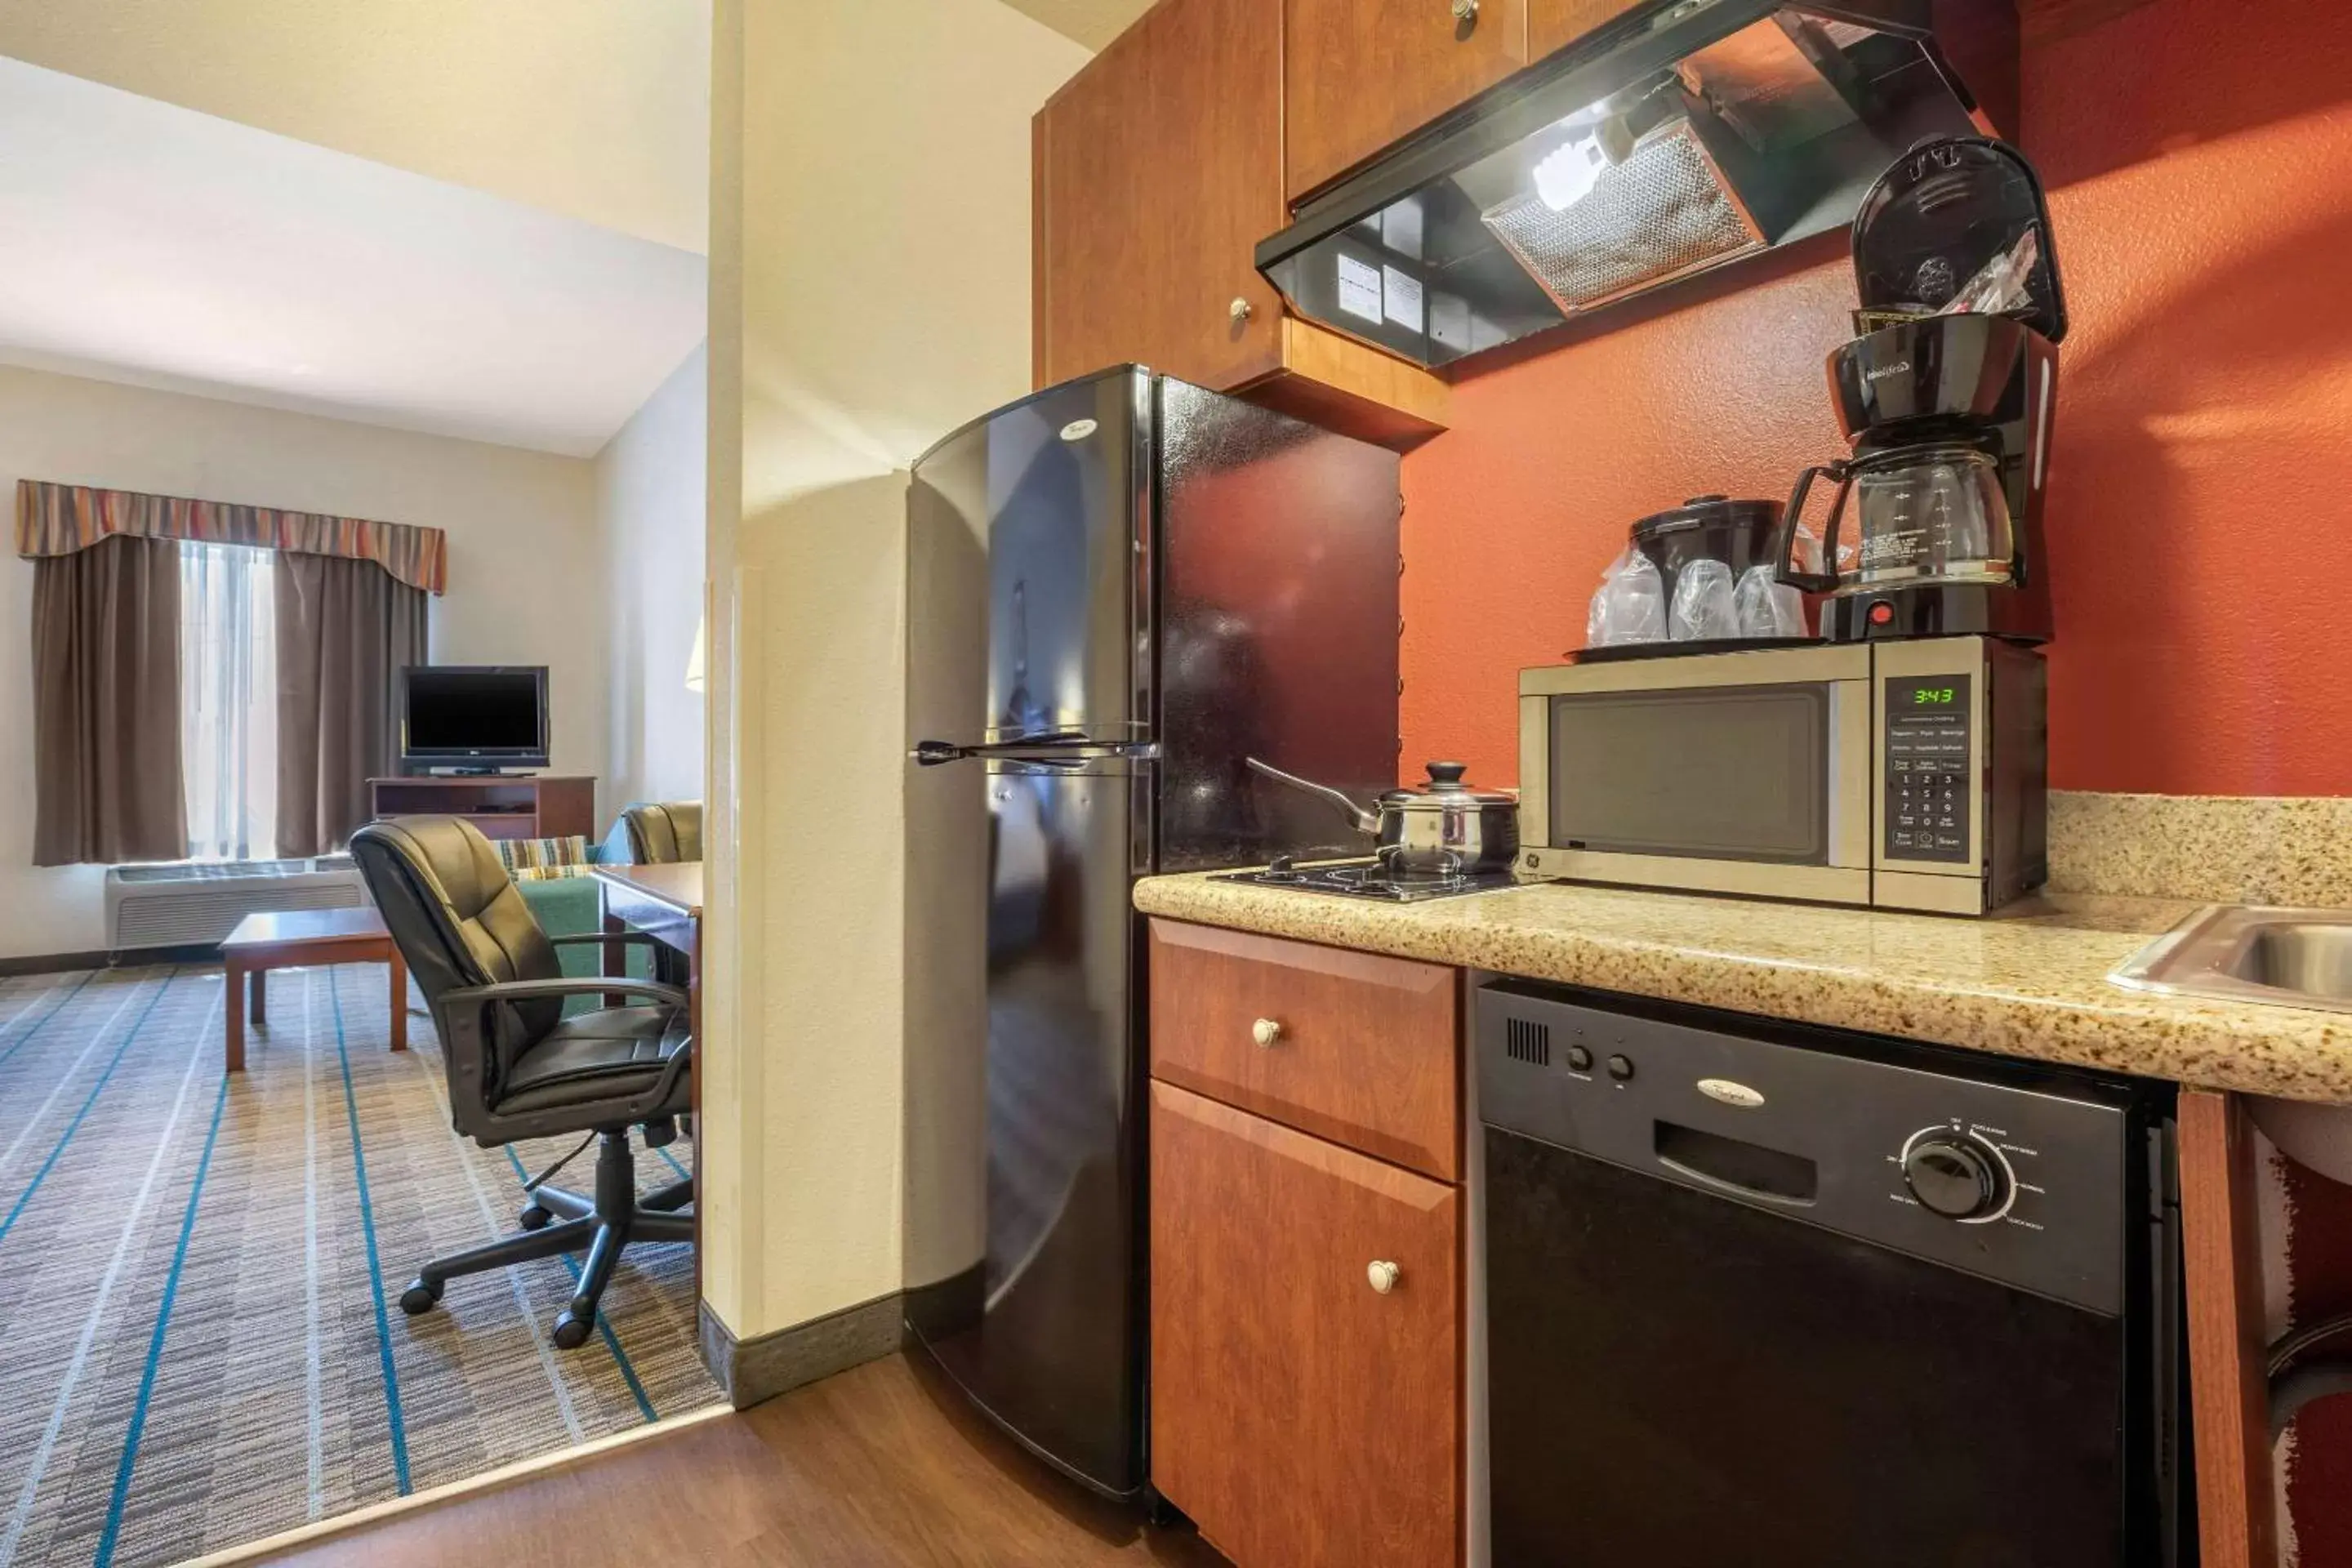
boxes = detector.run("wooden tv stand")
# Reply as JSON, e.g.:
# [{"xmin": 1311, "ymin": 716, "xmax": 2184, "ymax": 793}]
[{"xmin": 368, "ymin": 775, "xmax": 597, "ymax": 842}]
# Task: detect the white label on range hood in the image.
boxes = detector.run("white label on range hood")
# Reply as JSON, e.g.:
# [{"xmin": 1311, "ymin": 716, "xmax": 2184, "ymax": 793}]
[
  {"xmin": 1383, "ymin": 265, "xmax": 1424, "ymax": 333},
  {"xmin": 1337, "ymin": 254, "xmax": 1383, "ymax": 324}
]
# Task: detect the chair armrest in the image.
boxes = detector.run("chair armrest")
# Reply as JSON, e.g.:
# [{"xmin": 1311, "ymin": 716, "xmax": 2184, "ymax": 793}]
[{"xmin": 445, "ymin": 977, "xmax": 689, "ymax": 1011}]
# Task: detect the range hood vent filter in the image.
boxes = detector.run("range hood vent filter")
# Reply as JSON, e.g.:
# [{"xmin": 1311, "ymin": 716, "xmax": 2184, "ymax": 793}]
[{"xmin": 1481, "ymin": 118, "xmax": 1764, "ymax": 314}]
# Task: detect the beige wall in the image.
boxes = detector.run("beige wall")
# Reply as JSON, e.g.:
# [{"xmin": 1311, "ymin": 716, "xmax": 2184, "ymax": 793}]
[
  {"xmin": 599, "ymin": 344, "xmax": 709, "ymax": 812},
  {"xmin": 702, "ymin": 0, "xmax": 1087, "ymax": 1340},
  {"xmin": 0, "ymin": 0, "xmax": 710, "ymax": 252},
  {"xmin": 0, "ymin": 363, "xmax": 604, "ymax": 959},
  {"xmin": 997, "ymin": 0, "xmax": 1155, "ymax": 49}
]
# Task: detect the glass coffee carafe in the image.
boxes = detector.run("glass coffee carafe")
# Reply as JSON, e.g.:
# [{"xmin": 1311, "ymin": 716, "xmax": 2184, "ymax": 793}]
[{"xmin": 1783, "ymin": 443, "xmax": 2016, "ymax": 598}]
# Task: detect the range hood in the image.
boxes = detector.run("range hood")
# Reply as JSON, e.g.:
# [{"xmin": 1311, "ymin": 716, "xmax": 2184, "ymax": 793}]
[{"xmin": 1254, "ymin": 0, "xmax": 2016, "ymax": 371}]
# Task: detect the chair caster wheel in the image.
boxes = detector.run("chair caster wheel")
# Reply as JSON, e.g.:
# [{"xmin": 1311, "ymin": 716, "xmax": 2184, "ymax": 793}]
[
  {"xmin": 400, "ymin": 1279, "xmax": 443, "ymax": 1316},
  {"xmin": 519, "ymin": 1203, "xmax": 553, "ymax": 1231},
  {"xmin": 551, "ymin": 1310, "xmax": 594, "ymax": 1350}
]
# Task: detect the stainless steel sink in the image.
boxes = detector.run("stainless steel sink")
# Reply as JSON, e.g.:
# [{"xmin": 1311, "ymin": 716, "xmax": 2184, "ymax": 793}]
[{"xmin": 2111, "ymin": 906, "xmax": 2352, "ymax": 1014}]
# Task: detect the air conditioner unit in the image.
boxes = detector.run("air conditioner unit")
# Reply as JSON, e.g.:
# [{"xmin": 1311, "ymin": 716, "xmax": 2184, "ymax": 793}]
[{"xmin": 105, "ymin": 856, "xmax": 368, "ymax": 949}]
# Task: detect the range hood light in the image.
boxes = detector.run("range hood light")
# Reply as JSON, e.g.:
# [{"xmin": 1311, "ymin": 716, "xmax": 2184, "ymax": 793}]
[{"xmin": 1532, "ymin": 135, "xmax": 1609, "ymax": 212}]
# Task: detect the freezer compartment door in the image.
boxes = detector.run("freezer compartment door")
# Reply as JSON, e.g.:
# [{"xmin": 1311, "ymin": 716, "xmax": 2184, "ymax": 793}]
[
  {"xmin": 902, "ymin": 755, "xmax": 1151, "ymax": 1498},
  {"xmin": 909, "ymin": 368, "xmax": 1152, "ymax": 746}
]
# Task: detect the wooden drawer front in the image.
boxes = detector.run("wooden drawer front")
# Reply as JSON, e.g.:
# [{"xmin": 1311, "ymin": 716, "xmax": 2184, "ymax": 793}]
[
  {"xmin": 1149, "ymin": 919, "xmax": 1459, "ymax": 1180},
  {"xmin": 1152, "ymin": 1082, "xmax": 1460, "ymax": 1568}
]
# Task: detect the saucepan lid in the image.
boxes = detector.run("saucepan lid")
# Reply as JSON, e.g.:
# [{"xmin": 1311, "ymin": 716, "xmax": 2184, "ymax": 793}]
[
  {"xmin": 1850, "ymin": 136, "xmax": 2067, "ymax": 344},
  {"xmin": 1377, "ymin": 761, "xmax": 1516, "ymax": 808}
]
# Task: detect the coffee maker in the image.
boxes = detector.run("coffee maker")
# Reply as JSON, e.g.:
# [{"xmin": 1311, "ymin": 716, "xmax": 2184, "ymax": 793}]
[{"xmin": 1778, "ymin": 137, "xmax": 2068, "ymax": 644}]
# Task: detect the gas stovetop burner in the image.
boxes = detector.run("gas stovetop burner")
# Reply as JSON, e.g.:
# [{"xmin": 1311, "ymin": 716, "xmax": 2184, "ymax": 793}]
[{"xmin": 1212, "ymin": 856, "xmax": 1523, "ymax": 903}]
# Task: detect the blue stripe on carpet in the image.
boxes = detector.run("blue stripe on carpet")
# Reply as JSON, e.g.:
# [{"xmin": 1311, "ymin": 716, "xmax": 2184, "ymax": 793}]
[
  {"xmin": 0, "ymin": 969, "xmax": 177, "ymax": 1253},
  {"xmin": 331, "ymin": 970, "xmax": 411, "ymax": 1494},
  {"xmin": 501, "ymin": 1146, "xmax": 659, "ymax": 1425},
  {"xmin": 92, "ymin": 1067, "xmax": 231, "ymax": 1567},
  {"xmin": 0, "ymin": 969, "xmax": 102, "ymax": 1071}
]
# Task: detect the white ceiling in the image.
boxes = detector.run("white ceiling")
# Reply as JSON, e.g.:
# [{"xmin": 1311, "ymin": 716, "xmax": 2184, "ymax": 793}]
[
  {"xmin": 0, "ymin": 56, "xmax": 708, "ymax": 457},
  {"xmin": 0, "ymin": 0, "xmax": 710, "ymax": 253},
  {"xmin": 997, "ymin": 0, "xmax": 1156, "ymax": 49}
]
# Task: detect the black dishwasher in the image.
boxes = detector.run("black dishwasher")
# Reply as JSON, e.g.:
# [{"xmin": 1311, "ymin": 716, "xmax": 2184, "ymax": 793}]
[{"xmin": 1476, "ymin": 979, "xmax": 2189, "ymax": 1568}]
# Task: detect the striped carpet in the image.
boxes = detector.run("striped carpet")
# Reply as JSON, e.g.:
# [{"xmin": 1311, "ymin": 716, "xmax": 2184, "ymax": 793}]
[{"xmin": 0, "ymin": 962, "xmax": 719, "ymax": 1568}]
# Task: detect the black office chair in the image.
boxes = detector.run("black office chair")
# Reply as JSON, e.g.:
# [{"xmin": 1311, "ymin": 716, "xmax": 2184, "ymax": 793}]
[
  {"xmin": 351, "ymin": 815, "xmax": 693, "ymax": 1349},
  {"xmin": 619, "ymin": 800, "xmax": 702, "ymax": 864}
]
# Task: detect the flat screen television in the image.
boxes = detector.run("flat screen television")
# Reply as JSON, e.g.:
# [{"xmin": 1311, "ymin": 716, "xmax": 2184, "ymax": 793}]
[{"xmin": 400, "ymin": 666, "xmax": 550, "ymax": 772}]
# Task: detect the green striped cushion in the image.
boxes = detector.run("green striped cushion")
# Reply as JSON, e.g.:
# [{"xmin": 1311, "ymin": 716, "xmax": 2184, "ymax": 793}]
[
  {"xmin": 494, "ymin": 835, "xmax": 590, "ymax": 878},
  {"xmin": 508, "ymin": 863, "xmax": 596, "ymax": 882}
]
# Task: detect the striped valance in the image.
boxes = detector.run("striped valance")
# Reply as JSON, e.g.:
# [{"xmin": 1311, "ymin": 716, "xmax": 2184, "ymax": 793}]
[{"xmin": 15, "ymin": 479, "xmax": 447, "ymax": 595}]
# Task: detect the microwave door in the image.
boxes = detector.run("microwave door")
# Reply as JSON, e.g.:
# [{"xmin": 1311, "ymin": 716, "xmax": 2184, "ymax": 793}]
[{"xmin": 1519, "ymin": 648, "xmax": 1871, "ymax": 904}]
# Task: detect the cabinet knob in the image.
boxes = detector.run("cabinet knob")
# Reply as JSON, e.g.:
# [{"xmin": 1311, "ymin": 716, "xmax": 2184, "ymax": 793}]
[
  {"xmin": 1251, "ymin": 1017, "xmax": 1284, "ymax": 1048},
  {"xmin": 1228, "ymin": 296, "xmax": 1254, "ymax": 325},
  {"xmin": 1366, "ymin": 1259, "xmax": 1401, "ymax": 1294},
  {"xmin": 1450, "ymin": 0, "xmax": 1479, "ymax": 23}
]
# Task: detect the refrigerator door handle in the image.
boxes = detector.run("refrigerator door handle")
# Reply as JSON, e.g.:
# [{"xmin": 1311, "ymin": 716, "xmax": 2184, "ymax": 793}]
[
  {"xmin": 913, "ymin": 737, "xmax": 1160, "ymax": 766},
  {"xmin": 911, "ymin": 734, "xmax": 1075, "ymax": 765}
]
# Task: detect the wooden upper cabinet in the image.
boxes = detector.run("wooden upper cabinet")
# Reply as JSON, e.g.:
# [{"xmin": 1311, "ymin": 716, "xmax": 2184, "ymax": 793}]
[
  {"xmin": 1033, "ymin": 0, "xmax": 1285, "ymax": 392},
  {"xmin": 1152, "ymin": 1082, "xmax": 1461, "ymax": 1568},
  {"xmin": 1285, "ymin": 0, "xmax": 1530, "ymax": 200},
  {"xmin": 1526, "ymin": 0, "xmax": 1648, "ymax": 62}
]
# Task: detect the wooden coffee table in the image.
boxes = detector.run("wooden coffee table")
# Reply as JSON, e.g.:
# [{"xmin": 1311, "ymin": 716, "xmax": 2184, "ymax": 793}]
[{"xmin": 221, "ymin": 907, "xmax": 407, "ymax": 1071}]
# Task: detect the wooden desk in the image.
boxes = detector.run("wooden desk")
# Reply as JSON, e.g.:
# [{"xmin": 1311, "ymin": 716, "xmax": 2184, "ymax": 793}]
[
  {"xmin": 594, "ymin": 862, "xmax": 702, "ymax": 979},
  {"xmin": 594, "ymin": 862, "xmax": 704, "ymax": 1292},
  {"xmin": 221, "ymin": 908, "xmax": 406, "ymax": 1072}
]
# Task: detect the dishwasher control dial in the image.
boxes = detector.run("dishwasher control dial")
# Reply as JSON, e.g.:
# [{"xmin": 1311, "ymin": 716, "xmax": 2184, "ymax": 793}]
[{"xmin": 1900, "ymin": 1130, "xmax": 2013, "ymax": 1223}]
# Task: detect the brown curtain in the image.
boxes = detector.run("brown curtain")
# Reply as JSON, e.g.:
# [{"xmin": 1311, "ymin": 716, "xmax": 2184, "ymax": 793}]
[
  {"xmin": 32, "ymin": 536, "xmax": 188, "ymax": 865},
  {"xmin": 277, "ymin": 553, "xmax": 428, "ymax": 857}
]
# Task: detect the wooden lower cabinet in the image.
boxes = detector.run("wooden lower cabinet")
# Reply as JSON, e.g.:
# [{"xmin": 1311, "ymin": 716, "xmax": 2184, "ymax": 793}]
[{"xmin": 1152, "ymin": 1080, "xmax": 1460, "ymax": 1567}]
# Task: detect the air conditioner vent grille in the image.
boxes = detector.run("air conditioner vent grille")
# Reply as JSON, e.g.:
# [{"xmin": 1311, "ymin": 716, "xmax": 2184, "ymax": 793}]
[
  {"xmin": 105, "ymin": 864, "xmax": 366, "ymax": 947},
  {"xmin": 114, "ymin": 859, "xmax": 319, "ymax": 883}
]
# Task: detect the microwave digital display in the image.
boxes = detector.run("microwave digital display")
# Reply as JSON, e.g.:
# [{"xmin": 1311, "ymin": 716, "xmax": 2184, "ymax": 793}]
[{"xmin": 1883, "ymin": 675, "xmax": 1973, "ymax": 865}]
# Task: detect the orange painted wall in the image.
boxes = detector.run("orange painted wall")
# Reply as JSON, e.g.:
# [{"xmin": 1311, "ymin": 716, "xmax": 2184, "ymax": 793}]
[
  {"xmin": 1399, "ymin": 0, "xmax": 2352, "ymax": 800},
  {"xmin": 1396, "ymin": 1, "xmax": 2352, "ymax": 1554}
]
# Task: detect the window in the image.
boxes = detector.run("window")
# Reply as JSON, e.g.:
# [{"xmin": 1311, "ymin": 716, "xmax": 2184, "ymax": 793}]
[{"xmin": 178, "ymin": 542, "xmax": 278, "ymax": 861}]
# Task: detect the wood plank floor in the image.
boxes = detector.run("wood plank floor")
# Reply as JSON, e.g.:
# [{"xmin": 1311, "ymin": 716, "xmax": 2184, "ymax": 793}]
[{"xmin": 256, "ymin": 1352, "xmax": 1231, "ymax": 1566}]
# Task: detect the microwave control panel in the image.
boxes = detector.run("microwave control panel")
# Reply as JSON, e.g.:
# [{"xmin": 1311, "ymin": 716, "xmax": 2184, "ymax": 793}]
[{"xmin": 1883, "ymin": 674, "xmax": 1974, "ymax": 863}]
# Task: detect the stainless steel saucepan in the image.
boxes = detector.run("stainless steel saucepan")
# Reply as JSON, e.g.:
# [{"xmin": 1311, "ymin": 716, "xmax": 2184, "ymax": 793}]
[{"xmin": 1245, "ymin": 757, "xmax": 1519, "ymax": 877}]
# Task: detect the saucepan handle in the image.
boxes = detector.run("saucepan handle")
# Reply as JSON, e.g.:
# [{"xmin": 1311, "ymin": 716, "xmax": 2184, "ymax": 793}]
[{"xmin": 1245, "ymin": 757, "xmax": 1380, "ymax": 836}]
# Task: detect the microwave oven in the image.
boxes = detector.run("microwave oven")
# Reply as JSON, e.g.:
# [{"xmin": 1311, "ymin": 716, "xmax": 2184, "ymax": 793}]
[{"xmin": 1517, "ymin": 636, "xmax": 2046, "ymax": 915}]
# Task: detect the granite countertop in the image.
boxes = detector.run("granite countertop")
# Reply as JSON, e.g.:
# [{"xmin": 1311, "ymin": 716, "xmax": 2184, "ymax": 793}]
[{"xmin": 1134, "ymin": 873, "xmax": 2352, "ymax": 1104}]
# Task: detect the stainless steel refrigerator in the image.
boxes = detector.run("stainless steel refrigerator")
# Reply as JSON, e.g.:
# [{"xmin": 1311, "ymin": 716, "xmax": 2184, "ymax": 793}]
[{"xmin": 902, "ymin": 366, "xmax": 1401, "ymax": 1499}]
